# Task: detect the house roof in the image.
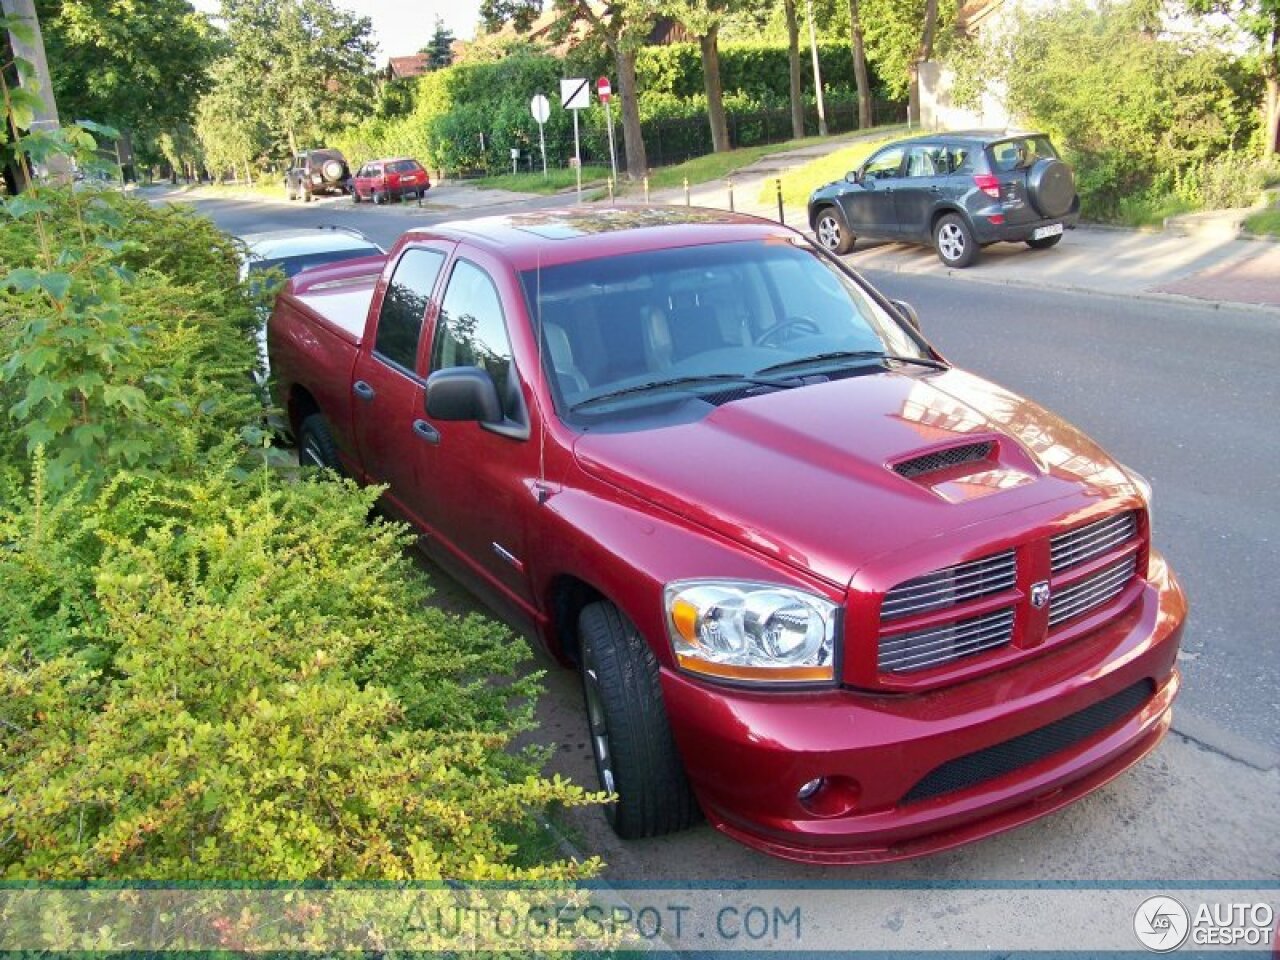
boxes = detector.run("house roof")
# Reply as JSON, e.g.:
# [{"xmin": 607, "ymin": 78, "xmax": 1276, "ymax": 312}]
[{"xmin": 387, "ymin": 54, "xmax": 430, "ymax": 80}]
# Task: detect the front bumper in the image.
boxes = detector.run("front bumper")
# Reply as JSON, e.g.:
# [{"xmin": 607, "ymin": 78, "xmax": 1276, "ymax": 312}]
[{"xmin": 660, "ymin": 553, "xmax": 1185, "ymax": 864}]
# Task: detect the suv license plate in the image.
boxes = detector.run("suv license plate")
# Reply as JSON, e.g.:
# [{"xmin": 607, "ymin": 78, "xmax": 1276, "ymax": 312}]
[{"xmin": 1033, "ymin": 223, "xmax": 1064, "ymax": 240}]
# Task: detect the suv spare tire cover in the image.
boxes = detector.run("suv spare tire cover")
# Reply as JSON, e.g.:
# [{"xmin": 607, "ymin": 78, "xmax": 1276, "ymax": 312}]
[
  {"xmin": 322, "ymin": 159, "xmax": 344, "ymax": 182},
  {"xmin": 1026, "ymin": 158, "xmax": 1074, "ymax": 218}
]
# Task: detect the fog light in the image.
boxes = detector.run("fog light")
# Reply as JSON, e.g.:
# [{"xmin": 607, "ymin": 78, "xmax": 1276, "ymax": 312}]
[{"xmin": 797, "ymin": 777, "xmax": 825, "ymax": 800}]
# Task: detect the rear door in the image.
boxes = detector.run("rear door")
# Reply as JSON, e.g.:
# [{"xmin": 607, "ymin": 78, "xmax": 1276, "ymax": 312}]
[
  {"xmin": 841, "ymin": 145, "xmax": 905, "ymax": 237},
  {"xmin": 350, "ymin": 241, "xmax": 453, "ymax": 524},
  {"xmin": 894, "ymin": 144, "xmax": 948, "ymax": 241},
  {"xmin": 985, "ymin": 135, "xmax": 1057, "ymax": 227}
]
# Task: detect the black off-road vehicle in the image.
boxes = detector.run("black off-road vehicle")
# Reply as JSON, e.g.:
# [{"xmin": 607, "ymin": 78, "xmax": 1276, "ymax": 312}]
[{"xmin": 284, "ymin": 149, "xmax": 351, "ymax": 202}]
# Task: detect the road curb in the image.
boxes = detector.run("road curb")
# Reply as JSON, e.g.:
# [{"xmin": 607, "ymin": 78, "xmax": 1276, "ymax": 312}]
[{"xmin": 847, "ymin": 254, "xmax": 1280, "ymax": 318}]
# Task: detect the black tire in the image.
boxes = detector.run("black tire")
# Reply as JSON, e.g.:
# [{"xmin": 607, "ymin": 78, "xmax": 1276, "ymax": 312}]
[
  {"xmin": 285, "ymin": 180, "xmax": 295, "ymax": 201},
  {"xmin": 297, "ymin": 413, "xmax": 342, "ymax": 473},
  {"xmin": 814, "ymin": 206, "xmax": 855, "ymax": 255},
  {"xmin": 302, "ymin": 187, "xmax": 313, "ymax": 203},
  {"xmin": 1026, "ymin": 233, "xmax": 1063, "ymax": 250},
  {"xmin": 934, "ymin": 213, "xmax": 979, "ymax": 268},
  {"xmin": 1026, "ymin": 158, "xmax": 1075, "ymax": 218},
  {"xmin": 578, "ymin": 601, "xmax": 700, "ymax": 839},
  {"xmin": 373, "ymin": 190, "xmax": 385, "ymax": 206},
  {"xmin": 351, "ymin": 189, "xmax": 362, "ymax": 204}
]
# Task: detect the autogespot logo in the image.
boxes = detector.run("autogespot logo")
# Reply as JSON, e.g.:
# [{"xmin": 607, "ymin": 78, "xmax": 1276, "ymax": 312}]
[{"xmin": 1134, "ymin": 895, "xmax": 1191, "ymax": 952}]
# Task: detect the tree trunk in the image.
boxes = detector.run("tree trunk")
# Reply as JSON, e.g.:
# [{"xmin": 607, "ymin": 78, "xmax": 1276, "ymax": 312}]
[
  {"xmin": 1266, "ymin": 74, "xmax": 1279, "ymax": 155},
  {"xmin": 700, "ymin": 29, "xmax": 730, "ymax": 153},
  {"xmin": 616, "ymin": 46, "xmax": 647, "ymax": 179},
  {"xmin": 908, "ymin": 0, "xmax": 939, "ymax": 127},
  {"xmin": 848, "ymin": 0, "xmax": 871, "ymax": 129},
  {"xmin": 784, "ymin": 0, "xmax": 804, "ymax": 139}
]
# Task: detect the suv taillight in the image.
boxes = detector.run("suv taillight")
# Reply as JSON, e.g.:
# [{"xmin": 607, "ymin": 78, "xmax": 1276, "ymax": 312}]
[{"xmin": 973, "ymin": 174, "xmax": 1001, "ymax": 199}]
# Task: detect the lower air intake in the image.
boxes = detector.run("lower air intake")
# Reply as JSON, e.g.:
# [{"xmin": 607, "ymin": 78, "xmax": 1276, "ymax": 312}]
[{"xmin": 900, "ymin": 680, "xmax": 1155, "ymax": 804}]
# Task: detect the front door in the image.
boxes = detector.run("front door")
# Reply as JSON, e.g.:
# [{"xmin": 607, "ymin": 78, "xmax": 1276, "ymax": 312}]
[
  {"xmin": 841, "ymin": 145, "xmax": 905, "ymax": 238},
  {"xmin": 411, "ymin": 251, "xmax": 541, "ymax": 624}
]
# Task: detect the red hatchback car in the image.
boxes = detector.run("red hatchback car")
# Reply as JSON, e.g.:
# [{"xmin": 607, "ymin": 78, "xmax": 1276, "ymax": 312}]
[
  {"xmin": 267, "ymin": 208, "xmax": 1186, "ymax": 864},
  {"xmin": 352, "ymin": 157, "xmax": 430, "ymax": 204}
]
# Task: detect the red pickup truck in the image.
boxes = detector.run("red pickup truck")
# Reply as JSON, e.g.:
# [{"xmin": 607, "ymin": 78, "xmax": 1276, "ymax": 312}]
[{"xmin": 267, "ymin": 207, "xmax": 1186, "ymax": 864}]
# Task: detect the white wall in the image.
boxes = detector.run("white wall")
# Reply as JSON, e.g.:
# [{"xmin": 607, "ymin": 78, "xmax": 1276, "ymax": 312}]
[{"xmin": 918, "ymin": 60, "xmax": 1011, "ymax": 132}]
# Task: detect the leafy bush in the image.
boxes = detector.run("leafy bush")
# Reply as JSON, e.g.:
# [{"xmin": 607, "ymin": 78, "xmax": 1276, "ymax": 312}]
[
  {"xmin": 1195, "ymin": 151, "xmax": 1271, "ymax": 209},
  {"xmin": 0, "ymin": 190, "xmax": 263, "ymax": 487},
  {"xmin": 0, "ymin": 453, "xmax": 601, "ymax": 880},
  {"xmin": 1, "ymin": 113, "xmax": 603, "ymax": 883}
]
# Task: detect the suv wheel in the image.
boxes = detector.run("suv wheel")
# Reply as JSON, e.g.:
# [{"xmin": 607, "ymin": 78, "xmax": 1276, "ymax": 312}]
[
  {"xmin": 934, "ymin": 213, "xmax": 978, "ymax": 268},
  {"xmin": 302, "ymin": 187, "xmax": 313, "ymax": 203},
  {"xmin": 578, "ymin": 600, "xmax": 700, "ymax": 839},
  {"xmin": 285, "ymin": 180, "xmax": 295, "ymax": 201},
  {"xmin": 815, "ymin": 208, "xmax": 855, "ymax": 255}
]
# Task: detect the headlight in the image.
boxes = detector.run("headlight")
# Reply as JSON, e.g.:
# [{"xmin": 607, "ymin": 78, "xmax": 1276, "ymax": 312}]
[{"xmin": 664, "ymin": 580, "xmax": 839, "ymax": 684}]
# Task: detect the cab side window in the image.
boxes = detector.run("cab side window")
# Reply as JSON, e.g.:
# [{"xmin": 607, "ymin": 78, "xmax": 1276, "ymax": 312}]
[
  {"xmin": 433, "ymin": 260, "xmax": 521, "ymax": 421},
  {"xmin": 375, "ymin": 248, "xmax": 446, "ymax": 372}
]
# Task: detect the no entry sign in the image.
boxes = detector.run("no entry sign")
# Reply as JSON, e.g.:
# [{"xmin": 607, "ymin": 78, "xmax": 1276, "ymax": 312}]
[{"xmin": 597, "ymin": 76, "xmax": 612, "ymax": 103}]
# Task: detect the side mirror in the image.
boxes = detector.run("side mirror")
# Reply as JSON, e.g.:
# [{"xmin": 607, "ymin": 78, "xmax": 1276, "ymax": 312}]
[
  {"xmin": 892, "ymin": 299, "xmax": 921, "ymax": 333},
  {"xmin": 425, "ymin": 367, "xmax": 502, "ymax": 423},
  {"xmin": 845, "ymin": 169, "xmax": 862, "ymax": 185}
]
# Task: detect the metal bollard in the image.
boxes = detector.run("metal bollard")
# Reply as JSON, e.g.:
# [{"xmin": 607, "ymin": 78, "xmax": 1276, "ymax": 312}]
[
  {"xmin": 684, "ymin": 176, "xmax": 690, "ymax": 207},
  {"xmin": 775, "ymin": 177, "xmax": 784, "ymax": 224},
  {"xmin": 643, "ymin": 175, "xmax": 650, "ymax": 203},
  {"xmin": 727, "ymin": 178, "xmax": 735, "ymax": 213}
]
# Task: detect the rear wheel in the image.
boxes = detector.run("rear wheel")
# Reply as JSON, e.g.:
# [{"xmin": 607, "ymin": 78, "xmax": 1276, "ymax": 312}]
[
  {"xmin": 934, "ymin": 213, "xmax": 978, "ymax": 268},
  {"xmin": 285, "ymin": 180, "xmax": 295, "ymax": 201},
  {"xmin": 351, "ymin": 188, "xmax": 362, "ymax": 204},
  {"xmin": 372, "ymin": 190, "xmax": 385, "ymax": 205},
  {"xmin": 1026, "ymin": 233, "xmax": 1063, "ymax": 250},
  {"xmin": 302, "ymin": 187, "xmax": 313, "ymax": 203},
  {"xmin": 815, "ymin": 207, "xmax": 855, "ymax": 255},
  {"xmin": 578, "ymin": 601, "xmax": 700, "ymax": 839},
  {"xmin": 298, "ymin": 413, "xmax": 341, "ymax": 473}
]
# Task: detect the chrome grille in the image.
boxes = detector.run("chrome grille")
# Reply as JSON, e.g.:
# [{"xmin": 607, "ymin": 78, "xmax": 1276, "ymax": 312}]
[
  {"xmin": 879, "ymin": 608, "xmax": 1015, "ymax": 673},
  {"xmin": 1050, "ymin": 512, "xmax": 1137, "ymax": 573},
  {"xmin": 1048, "ymin": 555, "xmax": 1138, "ymax": 628},
  {"xmin": 881, "ymin": 550, "xmax": 1016, "ymax": 620}
]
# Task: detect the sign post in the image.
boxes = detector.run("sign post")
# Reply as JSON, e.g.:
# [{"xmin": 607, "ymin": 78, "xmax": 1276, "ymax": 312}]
[
  {"xmin": 559, "ymin": 77, "xmax": 591, "ymax": 201},
  {"xmin": 529, "ymin": 94, "xmax": 550, "ymax": 178},
  {"xmin": 597, "ymin": 76, "xmax": 617, "ymax": 184}
]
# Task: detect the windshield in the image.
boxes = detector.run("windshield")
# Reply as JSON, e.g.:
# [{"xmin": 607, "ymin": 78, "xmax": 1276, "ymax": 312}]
[{"xmin": 520, "ymin": 239, "xmax": 928, "ymax": 419}]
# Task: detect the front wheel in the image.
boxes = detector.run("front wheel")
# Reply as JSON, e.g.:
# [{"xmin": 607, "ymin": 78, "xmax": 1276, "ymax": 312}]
[
  {"xmin": 814, "ymin": 208, "xmax": 855, "ymax": 255},
  {"xmin": 1026, "ymin": 233, "xmax": 1063, "ymax": 250},
  {"xmin": 934, "ymin": 213, "xmax": 978, "ymax": 268},
  {"xmin": 351, "ymin": 189, "xmax": 362, "ymax": 204},
  {"xmin": 578, "ymin": 601, "xmax": 700, "ymax": 839}
]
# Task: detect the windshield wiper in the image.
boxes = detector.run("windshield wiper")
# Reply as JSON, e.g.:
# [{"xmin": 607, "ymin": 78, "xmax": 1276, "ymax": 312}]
[
  {"xmin": 569, "ymin": 373, "xmax": 794, "ymax": 412},
  {"xmin": 756, "ymin": 350, "xmax": 948, "ymax": 376}
]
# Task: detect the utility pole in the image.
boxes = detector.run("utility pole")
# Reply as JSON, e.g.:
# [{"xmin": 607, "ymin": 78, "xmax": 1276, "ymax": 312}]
[
  {"xmin": 805, "ymin": 0, "xmax": 828, "ymax": 137},
  {"xmin": 2, "ymin": 0, "xmax": 72, "ymax": 185}
]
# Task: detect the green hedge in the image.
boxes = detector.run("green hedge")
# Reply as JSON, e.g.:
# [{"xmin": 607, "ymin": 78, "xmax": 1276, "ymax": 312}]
[{"xmin": 0, "ymin": 176, "xmax": 603, "ymax": 881}]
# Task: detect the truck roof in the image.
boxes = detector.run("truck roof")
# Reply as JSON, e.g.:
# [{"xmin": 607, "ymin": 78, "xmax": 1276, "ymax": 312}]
[{"xmin": 400, "ymin": 206, "xmax": 796, "ymax": 271}]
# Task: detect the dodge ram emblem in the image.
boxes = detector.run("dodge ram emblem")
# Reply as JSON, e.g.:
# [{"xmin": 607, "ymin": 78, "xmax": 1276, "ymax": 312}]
[{"xmin": 1031, "ymin": 581, "xmax": 1051, "ymax": 609}]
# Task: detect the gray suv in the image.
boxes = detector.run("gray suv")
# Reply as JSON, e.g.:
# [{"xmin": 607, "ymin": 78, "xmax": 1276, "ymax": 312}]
[
  {"xmin": 808, "ymin": 131, "xmax": 1079, "ymax": 267},
  {"xmin": 284, "ymin": 149, "xmax": 351, "ymax": 202}
]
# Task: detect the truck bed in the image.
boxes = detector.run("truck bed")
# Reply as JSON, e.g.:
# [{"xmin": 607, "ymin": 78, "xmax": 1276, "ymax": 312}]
[{"xmin": 284, "ymin": 255, "xmax": 386, "ymax": 343}]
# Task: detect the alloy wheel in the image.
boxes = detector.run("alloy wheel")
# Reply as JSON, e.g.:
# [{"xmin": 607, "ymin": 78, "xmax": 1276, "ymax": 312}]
[
  {"xmin": 817, "ymin": 215, "xmax": 842, "ymax": 250},
  {"xmin": 938, "ymin": 222, "xmax": 966, "ymax": 262}
]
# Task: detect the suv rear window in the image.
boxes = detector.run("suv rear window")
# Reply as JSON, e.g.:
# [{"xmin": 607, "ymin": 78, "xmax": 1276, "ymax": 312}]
[{"xmin": 988, "ymin": 135, "xmax": 1058, "ymax": 173}]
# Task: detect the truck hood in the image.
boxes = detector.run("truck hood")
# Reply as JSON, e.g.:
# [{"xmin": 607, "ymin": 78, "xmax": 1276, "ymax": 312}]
[{"xmin": 573, "ymin": 368, "xmax": 1136, "ymax": 587}]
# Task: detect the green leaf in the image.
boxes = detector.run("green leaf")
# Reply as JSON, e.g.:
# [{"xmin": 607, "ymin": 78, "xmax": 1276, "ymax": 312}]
[
  {"xmin": 4, "ymin": 268, "xmax": 41, "ymax": 293},
  {"xmin": 39, "ymin": 273, "xmax": 73, "ymax": 301},
  {"xmin": 77, "ymin": 119, "xmax": 121, "ymax": 140},
  {"xmin": 4, "ymin": 194, "xmax": 52, "ymax": 219},
  {"xmin": 1, "ymin": 17, "xmax": 36, "ymax": 45},
  {"xmin": 7, "ymin": 87, "xmax": 45, "ymax": 130}
]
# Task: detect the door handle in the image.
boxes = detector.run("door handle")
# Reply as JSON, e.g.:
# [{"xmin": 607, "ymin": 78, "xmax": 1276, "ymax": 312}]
[
  {"xmin": 353, "ymin": 380, "xmax": 375, "ymax": 401},
  {"xmin": 930, "ymin": 185, "xmax": 942, "ymax": 194},
  {"xmin": 412, "ymin": 419, "xmax": 440, "ymax": 444}
]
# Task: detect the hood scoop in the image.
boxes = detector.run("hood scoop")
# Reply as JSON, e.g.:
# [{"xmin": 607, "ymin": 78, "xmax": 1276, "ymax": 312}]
[{"xmin": 892, "ymin": 440, "xmax": 995, "ymax": 479}]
